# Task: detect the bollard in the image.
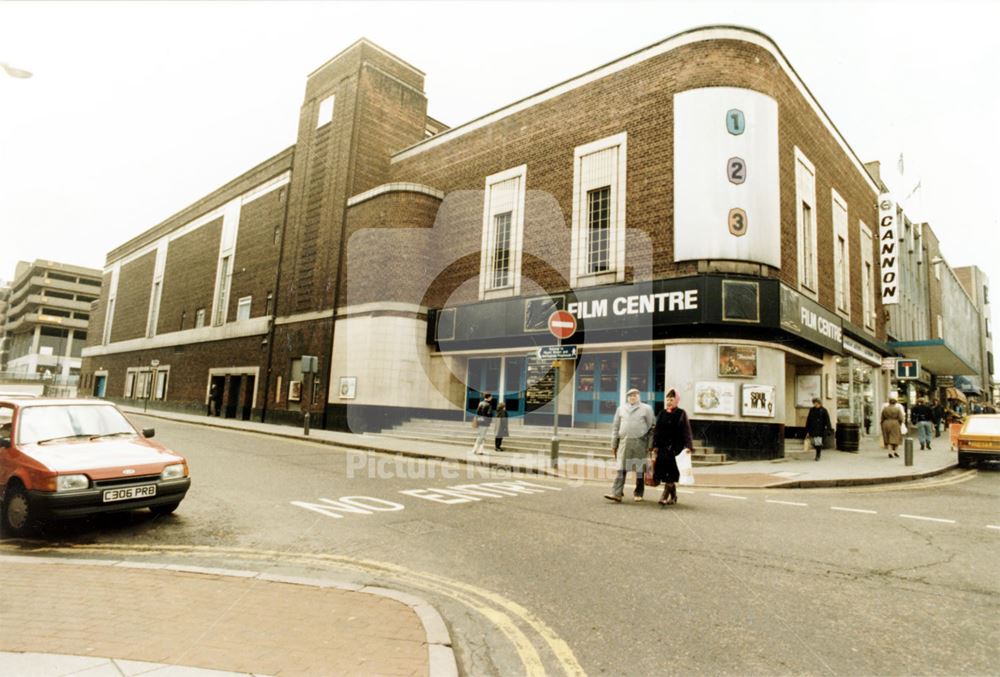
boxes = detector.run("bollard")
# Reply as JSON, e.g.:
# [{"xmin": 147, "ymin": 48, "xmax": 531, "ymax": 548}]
[
  {"xmin": 550, "ymin": 436, "xmax": 560, "ymax": 468},
  {"xmin": 904, "ymin": 437, "xmax": 913, "ymax": 466},
  {"xmin": 304, "ymin": 411, "xmax": 311, "ymax": 436}
]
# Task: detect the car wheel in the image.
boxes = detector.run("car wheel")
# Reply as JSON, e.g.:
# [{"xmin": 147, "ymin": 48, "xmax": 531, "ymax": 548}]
[
  {"xmin": 150, "ymin": 502, "xmax": 180, "ymax": 517},
  {"xmin": 957, "ymin": 452, "xmax": 972, "ymax": 468},
  {"xmin": 2, "ymin": 482, "xmax": 35, "ymax": 537}
]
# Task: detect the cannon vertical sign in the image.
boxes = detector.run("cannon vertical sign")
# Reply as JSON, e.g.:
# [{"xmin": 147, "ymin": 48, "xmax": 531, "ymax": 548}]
[{"xmin": 878, "ymin": 195, "xmax": 900, "ymax": 304}]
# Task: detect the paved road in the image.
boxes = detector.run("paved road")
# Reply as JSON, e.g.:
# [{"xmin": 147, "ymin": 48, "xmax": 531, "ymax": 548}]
[{"xmin": 8, "ymin": 415, "xmax": 999, "ymax": 675}]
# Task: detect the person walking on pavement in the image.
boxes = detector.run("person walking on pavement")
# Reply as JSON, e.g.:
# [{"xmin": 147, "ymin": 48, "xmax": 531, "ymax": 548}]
[
  {"xmin": 881, "ymin": 396, "xmax": 904, "ymax": 458},
  {"xmin": 931, "ymin": 398, "xmax": 945, "ymax": 438},
  {"xmin": 911, "ymin": 397, "xmax": 934, "ymax": 450},
  {"xmin": 471, "ymin": 392, "xmax": 494, "ymax": 455},
  {"xmin": 651, "ymin": 388, "xmax": 694, "ymax": 506},
  {"xmin": 493, "ymin": 401, "xmax": 509, "ymax": 452},
  {"xmin": 805, "ymin": 397, "xmax": 833, "ymax": 461},
  {"xmin": 605, "ymin": 388, "xmax": 655, "ymax": 503}
]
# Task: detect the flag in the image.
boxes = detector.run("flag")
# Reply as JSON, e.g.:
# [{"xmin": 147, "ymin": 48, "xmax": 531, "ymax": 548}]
[
  {"xmin": 897, "ymin": 153, "xmax": 904, "ymax": 175},
  {"xmin": 906, "ymin": 180, "xmax": 921, "ymax": 200}
]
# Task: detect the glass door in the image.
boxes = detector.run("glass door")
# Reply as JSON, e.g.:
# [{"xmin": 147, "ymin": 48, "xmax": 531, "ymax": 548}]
[
  {"xmin": 626, "ymin": 350, "xmax": 665, "ymax": 415},
  {"xmin": 575, "ymin": 353, "xmax": 621, "ymax": 425},
  {"xmin": 466, "ymin": 358, "xmax": 500, "ymax": 418},
  {"xmin": 502, "ymin": 356, "xmax": 527, "ymax": 417}
]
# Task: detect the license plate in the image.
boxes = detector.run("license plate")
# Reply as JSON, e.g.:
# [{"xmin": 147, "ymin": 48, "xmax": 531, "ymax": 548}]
[{"xmin": 103, "ymin": 484, "xmax": 157, "ymax": 503}]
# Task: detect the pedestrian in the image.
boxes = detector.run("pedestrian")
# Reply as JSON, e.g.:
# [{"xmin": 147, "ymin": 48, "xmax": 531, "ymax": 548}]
[
  {"xmin": 494, "ymin": 401, "xmax": 509, "ymax": 452},
  {"xmin": 805, "ymin": 397, "xmax": 832, "ymax": 461},
  {"xmin": 863, "ymin": 401, "xmax": 873, "ymax": 435},
  {"xmin": 470, "ymin": 392, "xmax": 493, "ymax": 455},
  {"xmin": 604, "ymin": 388, "xmax": 655, "ymax": 503},
  {"xmin": 931, "ymin": 398, "xmax": 944, "ymax": 437},
  {"xmin": 208, "ymin": 383, "xmax": 218, "ymax": 416},
  {"xmin": 651, "ymin": 388, "xmax": 694, "ymax": 506},
  {"xmin": 911, "ymin": 397, "xmax": 934, "ymax": 450},
  {"xmin": 880, "ymin": 396, "xmax": 904, "ymax": 458}
]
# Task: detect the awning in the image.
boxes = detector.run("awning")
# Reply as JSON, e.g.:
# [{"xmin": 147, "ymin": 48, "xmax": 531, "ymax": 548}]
[
  {"xmin": 886, "ymin": 339, "xmax": 979, "ymax": 375},
  {"xmin": 944, "ymin": 387, "xmax": 968, "ymax": 403}
]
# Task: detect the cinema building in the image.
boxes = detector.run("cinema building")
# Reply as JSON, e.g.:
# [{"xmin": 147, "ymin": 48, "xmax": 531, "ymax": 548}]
[{"xmin": 82, "ymin": 26, "xmax": 896, "ymax": 459}]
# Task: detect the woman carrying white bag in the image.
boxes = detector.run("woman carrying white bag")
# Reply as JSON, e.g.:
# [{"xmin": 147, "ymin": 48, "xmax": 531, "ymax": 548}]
[{"xmin": 651, "ymin": 388, "xmax": 695, "ymax": 506}]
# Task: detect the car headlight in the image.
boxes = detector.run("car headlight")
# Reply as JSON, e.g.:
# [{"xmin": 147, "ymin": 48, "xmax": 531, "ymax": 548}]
[
  {"xmin": 161, "ymin": 463, "xmax": 187, "ymax": 480},
  {"xmin": 56, "ymin": 474, "xmax": 89, "ymax": 492}
]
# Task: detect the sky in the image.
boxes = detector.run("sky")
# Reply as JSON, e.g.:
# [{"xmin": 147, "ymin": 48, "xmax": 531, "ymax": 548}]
[{"xmin": 1, "ymin": 0, "xmax": 997, "ymax": 374}]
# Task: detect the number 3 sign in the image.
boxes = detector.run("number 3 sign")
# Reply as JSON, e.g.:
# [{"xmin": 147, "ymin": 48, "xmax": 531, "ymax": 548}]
[{"xmin": 728, "ymin": 208, "xmax": 747, "ymax": 237}]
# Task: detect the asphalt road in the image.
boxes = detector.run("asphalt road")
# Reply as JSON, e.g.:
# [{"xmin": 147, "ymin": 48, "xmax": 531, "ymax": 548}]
[{"xmin": 10, "ymin": 415, "xmax": 1000, "ymax": 676}]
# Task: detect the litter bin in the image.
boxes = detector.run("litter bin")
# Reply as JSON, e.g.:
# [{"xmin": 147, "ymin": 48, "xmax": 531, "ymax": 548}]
[{"xmin": 836, "ymin": 422, "xmax": 860, "ymax": 452}]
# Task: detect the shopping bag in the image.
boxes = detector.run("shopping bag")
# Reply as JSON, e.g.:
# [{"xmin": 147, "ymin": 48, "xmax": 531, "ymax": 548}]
[
  {"xmin": 676, "ymin": 449, "xmax": 695, "ymax": 486},
  {"xmin": 900, "ymin": 422, "xmax": 908, "ymax": 435},
  {"xmin": 644, "ymin": 459, "xmax": 660, "ymax": 487}
]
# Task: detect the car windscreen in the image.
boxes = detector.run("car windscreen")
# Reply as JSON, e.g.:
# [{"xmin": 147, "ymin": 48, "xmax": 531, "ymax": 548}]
[
  {"xmin": 964, "ymin": 417, "xmax": 1000, "ymax": 436},
  {"xmin": 17, "ymin": 405, "xmax": 136, "ymax": 445}
]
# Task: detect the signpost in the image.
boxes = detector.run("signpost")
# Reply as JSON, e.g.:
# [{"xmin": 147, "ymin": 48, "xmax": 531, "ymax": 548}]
[
  {"xmin": 545, "ymin": 312, "xmax": 577, "ymax": 468},
  {"xmin": 144, "ymin": 359, "xmax": 160, "ymax": 413},
  {"xmin": 301, "ymin": 355, "xmax": 318, "ymax": 435},
  {"xmin": 537, "ymin": 345, "xmax": 577, "ymax": 361},
  {"xmin": 895, "ymin": 359, "xmax": 919, "ymax": 380}
]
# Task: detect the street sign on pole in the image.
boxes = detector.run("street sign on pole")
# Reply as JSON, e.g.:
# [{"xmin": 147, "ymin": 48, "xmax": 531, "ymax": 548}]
[
  {"xmin": 547, "ymin": 310, "xmax": 577, "ymax": 340},
  {"xmin": 895, "ymin": 359, "xmax": 920, "ymax": 380},
  {"xmin": 537, "ymin": 345, "xmax": 578, "ymax": 361}
]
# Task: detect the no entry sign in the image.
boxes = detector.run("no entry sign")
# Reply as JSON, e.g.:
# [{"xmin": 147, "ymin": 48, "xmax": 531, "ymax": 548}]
[{"xmin": 548, "ymin": 310, "xmax": 577, "ymax": 339}]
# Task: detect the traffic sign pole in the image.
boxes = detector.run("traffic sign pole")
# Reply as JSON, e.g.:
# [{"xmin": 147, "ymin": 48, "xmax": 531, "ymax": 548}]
[{"xmin": 551, "ymin": 339, "xmax": 560, "ymax": 468}]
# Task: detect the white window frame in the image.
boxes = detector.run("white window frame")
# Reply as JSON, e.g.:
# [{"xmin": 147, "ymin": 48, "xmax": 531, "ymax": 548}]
[
  {"xmin": 102, "ymin": 266, "xmax": 119, "ymax": 345},
  {"xmin": 213, "ymin": 255, "xmax": 232, "ymax": 327},
  {"xmin": 831, "ymin": 189, "xmax": 850, "ymax": 318},
  {"xmin": 860, "ymin": 221, "xmax": 875, "ymax": 332},
  {"xmin": 153, "ymin": 365, "xmax": 169, "ymax": 400},
  {"xmin": 236, "ymin": 295, "xmax": 252, "ymax": 322},
  {"xmin": 794, "ymin": 147, "xmax": 818, "ymax": 300},
  {"xmin": 570, "ymin": 132, "xmax": 627, "ymax": 288},
  {"xmin": 317, "ymin": 95, "xmax": 335, "ymax": 128},
  {"xmin": 195, "ymin": 308, "xmax": 206, "ymax": 328},
  {"xmin": 479, "ymin": 165, "xmax": 527, "ymax": 300}
]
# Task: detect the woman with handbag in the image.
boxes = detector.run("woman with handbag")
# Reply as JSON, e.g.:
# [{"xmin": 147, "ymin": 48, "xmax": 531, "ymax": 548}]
[{"xmin": 651, "ymin": 388, "xmax": 694, "ymax": 506}]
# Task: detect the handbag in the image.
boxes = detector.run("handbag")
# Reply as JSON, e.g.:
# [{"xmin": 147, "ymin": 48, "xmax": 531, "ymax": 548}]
[
  {"xmin": 676, "ymin": 449, "xmax": 695, "ymax": 486},
  {"xmin": 900, "ymin": 422, "xmax": 908, "ymax": 435},
  {"xmin": 644, "ymin": 459, "xmax": 659, "ymax": 487}
]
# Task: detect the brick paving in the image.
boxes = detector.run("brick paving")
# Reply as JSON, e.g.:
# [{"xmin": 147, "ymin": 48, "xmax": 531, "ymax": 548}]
[{"xmin": 0, "ymin": 560, "xmax": 430, "ymax": 676}]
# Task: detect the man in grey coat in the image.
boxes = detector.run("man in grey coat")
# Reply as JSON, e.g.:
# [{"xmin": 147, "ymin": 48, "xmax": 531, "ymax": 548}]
[{"xmin": 605, "ymin": 388, "xmax": 656, "ymax": 503}]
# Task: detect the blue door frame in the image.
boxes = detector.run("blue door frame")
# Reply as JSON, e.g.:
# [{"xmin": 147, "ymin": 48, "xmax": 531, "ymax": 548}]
[{"xmin": 574, "ymin": 353, "xmax": 621, "ymax": 425}]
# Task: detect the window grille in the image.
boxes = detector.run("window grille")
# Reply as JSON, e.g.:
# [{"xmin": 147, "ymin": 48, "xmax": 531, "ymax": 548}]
[
  {"xmin": 490, "ymin": 211, "xmax": 512, "ymax": 289},
  {"xmin": 587, "ymin": 186, "xmax": 611, "ymax": 274}
]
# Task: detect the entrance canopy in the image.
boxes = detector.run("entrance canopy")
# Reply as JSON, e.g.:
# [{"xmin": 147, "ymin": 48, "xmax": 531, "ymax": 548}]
[{"xmin": 886, "ymin": 339, "xmax": 978, "ymax": 375}]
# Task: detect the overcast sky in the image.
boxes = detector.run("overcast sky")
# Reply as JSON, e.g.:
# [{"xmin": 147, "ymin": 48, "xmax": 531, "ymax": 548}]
[{"xmin": 1, "ymin": 1, "xmax": 997, "ymax": 372}]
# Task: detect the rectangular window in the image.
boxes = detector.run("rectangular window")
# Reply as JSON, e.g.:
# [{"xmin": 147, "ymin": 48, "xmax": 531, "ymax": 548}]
[
  {"xmin": 587, "ymin": 187, "xmax": 611, "ymax": 273},
  {"xmin": 795, "ymin": 147, "xmax": 817, "ymax": 298},
  {"xmin": 195, "ymin": 308, "xmax": 206, "ymax": 328},
  {"xmin": 124, "ymin": 370, "xmax": 135, "ymax": 398},
  {"xmin": 860, "ymin": 221, "xmax": 875, "ymax": 331},
  {"xmin": 571, "ymin": 133, "xmax": 627, "ymax": 287},
  {"xmin": 236, "ymin": 296, "xmax": 252, "ymax": 322},
  {"xmin": 832, "ymin": 190, "xmax": 850, "ymax": 316},
  {"xmin": 317, "ymin": 95, "xmax": 335, "ymax": 127},
  {"xmin": 102, "ymin": 298, "xmax": 115, "ymax": 345},
  {"xmin": 937, "ymin": 314, "xmax": 943, "ymax": 339},
  {"xmin": 154, "ymin": 369, "xmax": 168, "ymax": 400},
  {"xmin": 479, "ymin": 165, "xmax": 526, "ymax": 299},
  {"xmin": 265, "ymin": 292, "xmax": 273, "ymax": 316},
  {"xmin": 490, "ymin": 212, "xmax": 512, "ymax": 288},
  {"xmin": 146, "ymin": 281, "xmax": 161, "ymax": 338},
  {"xmin": 214, "ymin": 256, "xmax": 231, "ymax": 326}
]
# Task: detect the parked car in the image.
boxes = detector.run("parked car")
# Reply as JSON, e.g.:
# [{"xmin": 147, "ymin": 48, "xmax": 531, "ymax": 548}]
[
  {"xmin": 955, "ymin": 414, "xmax": 1000, "ymax": 468},
  {"xmin": 0, "ymin": 398, "xmax": 190, "ymax": 536}
]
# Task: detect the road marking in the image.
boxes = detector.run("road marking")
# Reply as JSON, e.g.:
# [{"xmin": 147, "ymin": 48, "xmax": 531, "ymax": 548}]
[
  {"xmin": 677, "ymin": 489, "xmax": 695, "ymax": 495},
  {"xmin": 709, "ymin": 493, "xmax": 747, "ymax": 500},
  {"xmin": 766, "ymin": 500, "xmax": 808, "ymax": 507},
  {"xmin": 899, "ymin": 514, "xmax": 956, "ymax": 524},
  {"xmin": 987, "ymin": 525, "xmax": 1000, "ymax": 531},
  {"xmin": 831, "ymin": 506, "xmax": 877, "ymax": 514},
  {"xmin": 6, "ymin": 543, "xmax": 584, "ymax": 677}
]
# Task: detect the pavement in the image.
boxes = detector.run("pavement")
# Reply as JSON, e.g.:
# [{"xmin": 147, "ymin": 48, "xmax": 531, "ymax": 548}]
[{"xmin": 1, "ymin": 406, "xmax": 959, "ymax": 676}]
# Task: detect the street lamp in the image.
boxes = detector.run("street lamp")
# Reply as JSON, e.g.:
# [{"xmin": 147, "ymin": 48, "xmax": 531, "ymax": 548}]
[{"xmin": 0, "ymin": 63, "xmax": 33, "ymax": 79}]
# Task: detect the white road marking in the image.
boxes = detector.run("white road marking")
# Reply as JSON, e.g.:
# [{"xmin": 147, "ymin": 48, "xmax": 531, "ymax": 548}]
[
  {"xmin": 831, "ymin": 506, "xmax": 877, "ymax": 514},
  {"xmin": 899, "ymin": 514, "xmax": 956, "ymax": 524},
  {"xmin": 766, "ymin": 499, "xmax": 808, "ymax": 507},
  {"xmin": 677, "ymin": 489, "xmax": 695, "ymax": 494},
  {"xmin": 987, "ymin": 525, "xmax": 1000, "ymax": 531},
  {"xmin": 709, "ymin": 493, "xmax": 747, "ymax": 500}
]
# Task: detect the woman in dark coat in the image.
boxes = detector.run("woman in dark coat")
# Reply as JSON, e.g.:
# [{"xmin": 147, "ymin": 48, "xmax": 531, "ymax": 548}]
[
  {"xmin": 652, "ymin": 389, "xmax": 694, "ymax": 506},
  {"xmin": 494, "ymin": 401, "xmax": 509, "ymax": 451}
]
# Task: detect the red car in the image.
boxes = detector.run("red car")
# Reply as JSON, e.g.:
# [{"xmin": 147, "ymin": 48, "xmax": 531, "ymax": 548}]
[{"xmin": 0, "ymin": 398, "xmax": 190, "ymax": 536}]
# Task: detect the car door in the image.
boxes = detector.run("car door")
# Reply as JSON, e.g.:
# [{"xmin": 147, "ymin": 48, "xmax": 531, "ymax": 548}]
[{"xmin": 0, "ymin": 404, "xmax": 14, "ymax": 489}]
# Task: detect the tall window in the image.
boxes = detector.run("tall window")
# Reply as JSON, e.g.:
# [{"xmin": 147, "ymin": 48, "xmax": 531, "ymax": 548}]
[
  {"xmin": 236, "ymin": 296, "xmax": 252, "ymax": 322},
  {"xmin": 586, "ymin": 186, "xmax": 611, "ymax": 273},
  {"xmin": 479, "ymin": 165, "xmax": 526, "ymax": 299},
  {"xmin": 490, "ymin": 211, "xmax": 512, "ymax": 288},
  {"xmin": 214, "ymin": 256, "xmax": 231, "ymax": 326},
  {"xmin": 317, "ymin": 95, "xmax": 335, "ymax": 127},
  {"xmin": 571, "ymin": 132, "xmax": 627, "ymax": 287},
  {"xmin": 146, "ymin": 281, "xmax": 161, "ymax": 338},
  {"xmin": 860, "ymin": 222, "xmax": 875, "ymax": 331},
  {"xmin": 832, "ymin": 190, "xmax": 850, "ymax": 316},
  {"xmin": 795, "ymin": 147, "xmax": 817, "ymax": 298}
]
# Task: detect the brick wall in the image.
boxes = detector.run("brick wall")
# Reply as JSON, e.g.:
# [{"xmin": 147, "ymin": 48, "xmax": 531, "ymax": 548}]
[
  {"xmin": 229, "ymin": 188, "xmax": 285, "ymax": 320},
  {"xmin": 110, "ymin": 251, "xmax": 155, "ymax": 342},
  {"xmin": 157, "ymin": 217, "xmax": 222, "ymax": 334}
]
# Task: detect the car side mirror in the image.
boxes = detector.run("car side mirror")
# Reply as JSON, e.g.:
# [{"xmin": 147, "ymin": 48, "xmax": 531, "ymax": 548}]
[{"xmin": 142, "ymin": 428, "xmax": 155, "ymax": 438}]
